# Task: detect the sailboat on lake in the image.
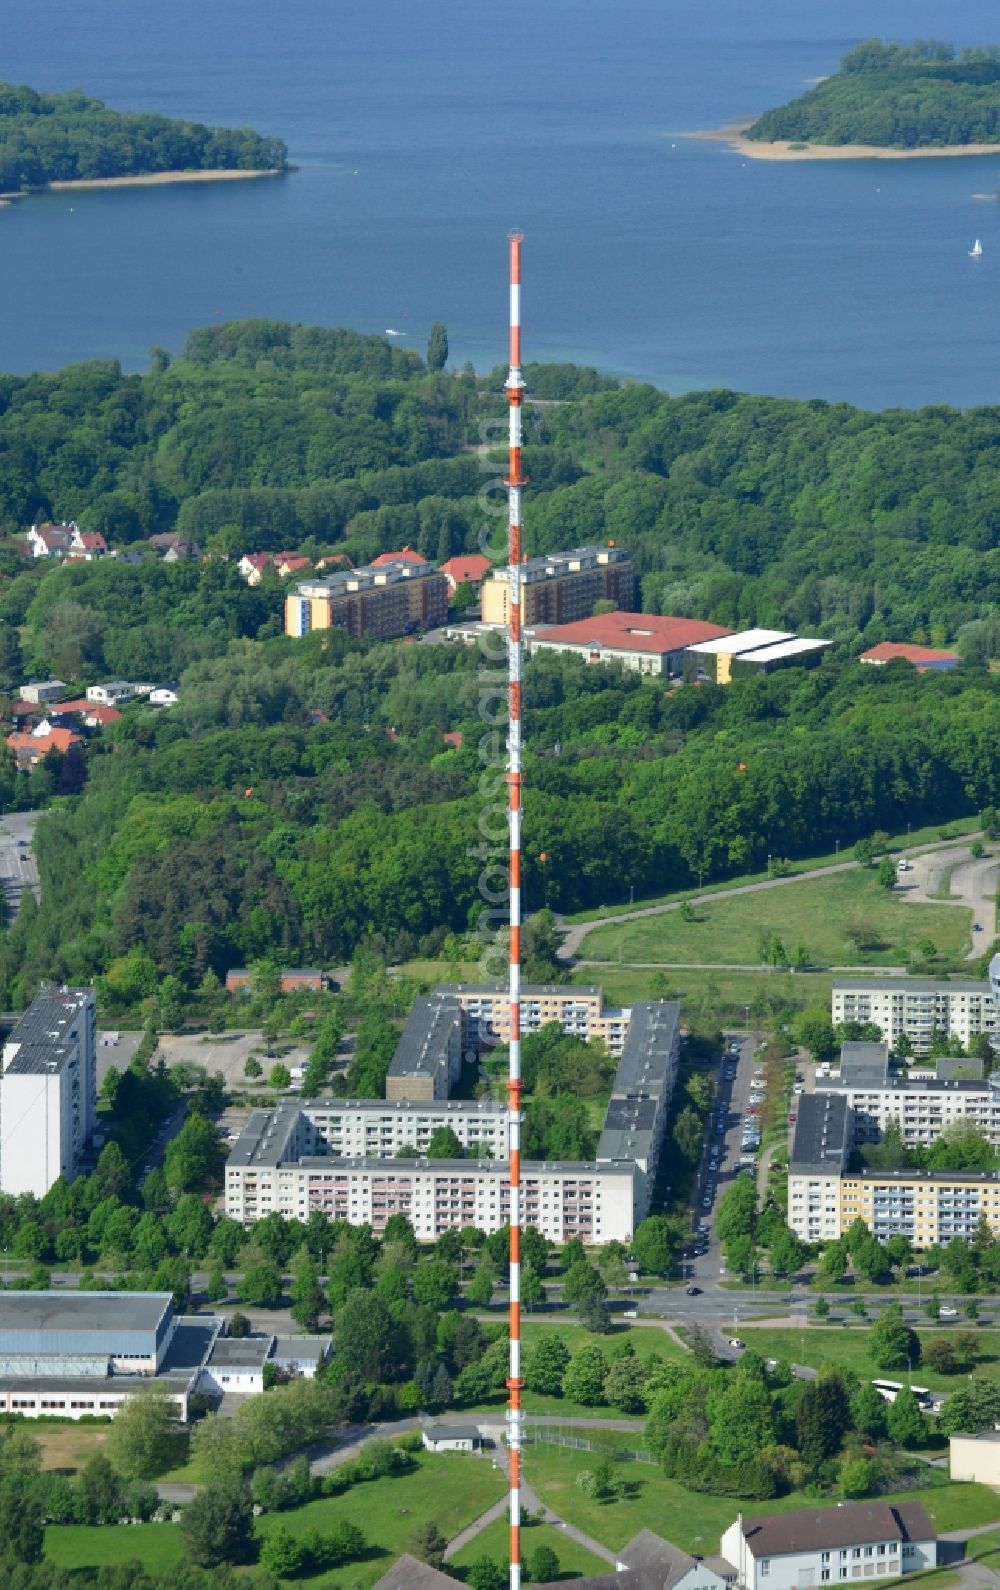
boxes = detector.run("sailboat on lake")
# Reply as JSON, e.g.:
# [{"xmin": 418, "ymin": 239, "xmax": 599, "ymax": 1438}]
[{"xmin": 970, "ymin": 238, "xmax": 984, "ymax": 257}]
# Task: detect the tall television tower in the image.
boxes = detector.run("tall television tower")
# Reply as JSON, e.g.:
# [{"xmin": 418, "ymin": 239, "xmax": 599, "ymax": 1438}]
[{"xmin": 505, "ymin": 230, "xmax": 525, "ymax": 1590}]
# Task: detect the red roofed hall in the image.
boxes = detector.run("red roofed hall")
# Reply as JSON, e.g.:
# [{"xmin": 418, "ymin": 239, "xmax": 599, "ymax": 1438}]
[
  {"xmin": 439, "ymin": 554, "xmax": 492, "ymax": 593},
  {"xmin": 528, "ymin": 611, "xmax": 733, "ymax": 678},
  {"xmin": 371, "ymin": 546, "xmax": 426, "ymax": 568},
  {"xmin": 859, "ymin": 642, "xmax": 960, "ymax": 673}
]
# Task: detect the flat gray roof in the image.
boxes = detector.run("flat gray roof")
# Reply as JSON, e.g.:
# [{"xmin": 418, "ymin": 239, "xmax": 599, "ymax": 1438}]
[
  {"xmin": 207, "ymin": 1337, "xmax": 271, "ymax": 1368},
  {"xmin": 790, "ymin": 1094, "xmax": 850, "ymax": 1175},
  {"xmin": 273, "ymin": 1335, "xmax": 330, "ymax": 1363},
  {"xmin": 387, "ymin": 993, "xmax": 460, "ymax": 1082},
  {"xmin": 0, "ymin": 1292, "xmax": 171, "ymax": 1335},
  {"xmin": 292, "ymin": 1156, "xmax": 635, "ymax": 1177},
  {"xmin": 4, "ymin": 987, "xmax": 92, "ymax": 1074},
  {"xmin": 597, "ymin": 1096, "xmax": 658, "ymax": 1162},
  {"xmin": 833, "ymin": 977, "xmax": 992, "ymax": 995},
  {"xmin": 612, "ymin": 1001, "xmax": 679, "ymax": 1097}
]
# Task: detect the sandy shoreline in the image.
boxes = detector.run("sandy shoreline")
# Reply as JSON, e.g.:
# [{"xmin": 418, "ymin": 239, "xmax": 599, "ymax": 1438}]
[
  {"xmin": 45, "ymin": 168, "xmax": 284, "ymax": 191},
  {"xmin": 685, "ymin": 123, "xmax": 1000, "ymax": 162}
]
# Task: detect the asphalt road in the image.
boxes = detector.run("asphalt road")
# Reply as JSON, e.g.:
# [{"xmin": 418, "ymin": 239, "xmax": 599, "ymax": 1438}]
[{"xmin": 0, "ymin": 810, "xmax": 40, "ymax": 921}]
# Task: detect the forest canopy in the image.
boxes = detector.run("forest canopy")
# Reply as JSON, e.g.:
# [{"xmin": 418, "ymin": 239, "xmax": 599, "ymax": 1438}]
[
  {"xmin": 0, "ymin": 81, "xmax": 287, "ymax": 190},
  {"xmin": 747, "ymin": 40, "xmax": 1000, "ymax": 149}
]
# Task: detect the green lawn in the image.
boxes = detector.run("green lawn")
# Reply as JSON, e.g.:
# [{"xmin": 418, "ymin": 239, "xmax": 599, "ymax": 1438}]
[
  {"xmin": 563, "ymin": 818, "xmax": 982, "ymax": 925},
  {"xmin": 46, "ymin": 1522, "xmax": 184, "ymax": 1572},
  {"xmin": 580, "ymin": 870, "xmax": 972, "ymax": 969},
  {"xmin": 522, "ymin": 1443, "xmax": 1000, "ymax": 1555},
  {"xmin": 448, "ymin": 1516, "xmax": 608, "ymax": 1580},
  {"xmin": 253, "ymin": 1451, "xmax": 506, "ymax": 1587},
  {"xmin": 738, "ymin": 1326, "xmax": 1000, "ymax": 1394},
  {"xmin": 571, "ymin": 965, "xmax": 835, "ymax": 1023}
]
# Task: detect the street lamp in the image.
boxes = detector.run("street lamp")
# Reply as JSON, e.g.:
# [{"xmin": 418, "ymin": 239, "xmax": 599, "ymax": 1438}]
[{"xmin": 766, "ymin": 853, "xmax": 772, "ymax": 876}]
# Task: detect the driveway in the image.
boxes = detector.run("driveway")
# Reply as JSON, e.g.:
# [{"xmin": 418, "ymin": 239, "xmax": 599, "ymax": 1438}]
[{"xmin": 896, "ymin": 846, "xmax": 997, "ymax": 958}]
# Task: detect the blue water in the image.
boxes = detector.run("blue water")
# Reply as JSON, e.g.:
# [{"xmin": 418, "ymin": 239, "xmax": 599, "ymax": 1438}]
[{"xmin": 3, "ymin": 0, "xmax": 1000, "ymax": 407}]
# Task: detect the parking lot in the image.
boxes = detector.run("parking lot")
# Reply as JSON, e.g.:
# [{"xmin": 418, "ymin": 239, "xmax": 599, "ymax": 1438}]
[{"xmin": 156, "ymin": 1030, "xmax": 313, "ymax": 1089}]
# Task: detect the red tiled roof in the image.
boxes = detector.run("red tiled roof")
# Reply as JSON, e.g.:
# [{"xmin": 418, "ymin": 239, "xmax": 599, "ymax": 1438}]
[
  {"xmin": 240, "ymin": 553, "xmax": 272, "ymax": 570},
  {"xmin": 442, "ymin": 730, "xmax": 464, "ymax": 749},
  {"xmin": 82, "ymin": 705, "xmax": 122, "ymax": 725},
  {"xmin": 860, "ymin": 642, "xmax": 959, "ymax": 665},
  {"xmin": 7, "ymin": 727, "xmax": 82, "ymax": 756},
  {"xmin": 79, "ymin": 532, "xmax": 106, "ymax": 549},
  {"xmin": 277, "ymin": 555, "xmax": 311, "ymax": 574},
  {"xmin": 440, "ymin": 554, "xmax": 491, "ymax": 585},
  {"xmin": 372, "ymin": 547, "xmax": 426, "ymax": 567},
  {"xmin": 533, "ymin": 612, "xmax": 733, "ymax": 655}
]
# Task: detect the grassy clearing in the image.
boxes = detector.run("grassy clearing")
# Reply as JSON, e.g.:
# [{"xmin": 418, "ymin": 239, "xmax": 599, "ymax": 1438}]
[
  {"xmin": 580, "ymin": 870, "xmax": 971, "ymax": 969},
  {"xmin": 522, "ymin": 1443, "xmax": 1000, "ymax": 1555},
  {"xmin": 571, "ymin": 964, "xmax": 835, "ymax": 1019},
  {"xmin": 34, "ymin": 1424, "xmax": 110, "ymax": 1472},
  {"xmin": 448, "ymin": 1516, "xmax": 608, "ymax": 1578},
  {"xmin": 46, "ymin": 1522, "xmax": 184, "ymax": 1572},
  {"xmin": 253, "ymin": 1451, "xmax": 506, "ymax": 1588},
  {"xmin": 564, "ymin": 818, "xmax": 982, "ymax": 925},
  {"xmin": 738, "ymin": 1326, "xmax": 1000, "ymax": 1393}
]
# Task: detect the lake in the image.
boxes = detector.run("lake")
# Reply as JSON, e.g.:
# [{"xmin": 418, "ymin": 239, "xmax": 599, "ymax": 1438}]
[{"xmin": 3, "ymin": 0, "xmax": 1000, "ymax": 408}]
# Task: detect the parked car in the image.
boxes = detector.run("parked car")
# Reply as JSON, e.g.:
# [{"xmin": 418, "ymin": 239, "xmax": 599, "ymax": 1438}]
[
  {"xmin": 702, "ymin": 1195, "xmax": 711, "ymax": 1209},
  {"xmin": 939, "ymin": 1305, "xmax": 959, "ymax": 1319},
  {"xmin": 728, "ymin": 1338, "xmax": 745, "ymax": 1350},
  {"xmin": 686, "ymin": 1285, "xmax": 701, "ymax": 1296}
]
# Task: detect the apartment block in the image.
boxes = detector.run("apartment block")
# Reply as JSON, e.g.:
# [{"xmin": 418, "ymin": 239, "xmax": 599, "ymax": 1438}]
[
  {"xmin": 832, "ymin": 977, "xmax": 998, "ymax": 1056},
  {"xmin": 815, "ymin": 1067, "xmax": 1000, "ymax": 1150},
  {"xmin": 226, "ymin": 992, "xmax": 680, "ymax": 1240},
  {"xmin": 0, "ymin": 987, "xmax": 97, "ymax": 1197},
  {"xmin": 480, "ymin": 545, "xmax": 635, "ymax": 628},
  {"xmin": 226, "ymin": 1152, "xmax": 636, "ymax": 1243},
  {"xmin": 285, "ymin": 558, "xmax": 449, "ymax": 641},
  {"xmin": 788, "ymin": 1091, "xmax": 1000, "ymax": 1246},
  {"xmin": 786, "ymin": 1094, "xmax": 852, "ymax": 1244},
  {"xmin": 440, "ymin": 983, "xmax": 630, "ymax": 1056},
  {"xmin": 385, "ymin": 993, "xmax": 463, "ymax": 1101}
]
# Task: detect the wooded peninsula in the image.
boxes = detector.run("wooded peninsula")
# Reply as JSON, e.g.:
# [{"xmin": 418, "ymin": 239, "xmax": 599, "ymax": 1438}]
[
  {"xmin": 747, "ymin": 40, "xmax": 1000, "ymax": 150},
  {"xmin": 0, "ymin": 82, "xmax": 287, "ymax": 192}
]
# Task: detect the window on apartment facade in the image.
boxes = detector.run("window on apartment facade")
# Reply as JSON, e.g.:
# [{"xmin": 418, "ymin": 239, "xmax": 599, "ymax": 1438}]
[
  {"xmin": 822, "ymin": 1573, "xmax": 830, "ymax": 1582},
  {"xmin": 822, "ymin": 1553, "xmax": 830, "ymax": 1564},
  {"xmin": 760, "ymin": 1563, "xmax": 769, "ymax": 1577}
]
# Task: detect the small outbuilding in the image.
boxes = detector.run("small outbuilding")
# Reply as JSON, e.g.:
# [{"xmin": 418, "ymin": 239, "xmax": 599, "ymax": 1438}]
[
  {"xmin": 421, "ymin": 1421, "xmax": 482, "ymax": 1453},
  {"xmin": 949, "ymin": 1430, "xmax": 1000, "ymax": 1484}
]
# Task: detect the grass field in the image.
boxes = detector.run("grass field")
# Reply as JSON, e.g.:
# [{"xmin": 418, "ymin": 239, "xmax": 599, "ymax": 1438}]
[
  {"xmin": 46, "ymin": 1522, "xmax": 184, "ymax": 1572},
  {"xmin": 579, "ymin": 870, "xmax": 972, "ymax": 968},
  {"xmin": 571, "ymin": 964, "xmax": 836, "ymax": 1019},
  {"xmin": 253, "ymin": 1451, "xmax": 506, "ymax": 1587},
  {"xmin": 738, "ymin": 1326, "xmax": 1000, "ymax": 1393},
  {"xmin": 34, "ymin": 1424, "xmax": 110, "ymax": 1472},
  {"xmin": 563, "ymin": 817, "xmax": 982, "ymax": 925},
  {"xmin": 448, "ymin": 1516, "xmax": 608, "ymax": 1579},
  {"xmin": 522, "ymin": 1443, "xmax": 1000, "ymax": 1555}
]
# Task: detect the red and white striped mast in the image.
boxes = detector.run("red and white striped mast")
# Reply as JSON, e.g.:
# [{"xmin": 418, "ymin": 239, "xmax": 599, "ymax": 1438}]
[{"xmin": 504, "ymin": 230, "xmax": 526, "ymax": 1590}]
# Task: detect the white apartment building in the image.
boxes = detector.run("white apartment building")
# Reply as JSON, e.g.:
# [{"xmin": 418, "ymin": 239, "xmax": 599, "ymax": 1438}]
[
  {"xmin": 441, "ymin": 983, "xmax": 630, "ymax": 1056},
  {"xmin": 815, "ymin": 1074, "xmax": 1000, "ymax": 1150},
  {"xmin": 0, "ymin": 988, "xmax": 97, "ymax": 1197},
  {"xmin": 721, "ymin": 1502, "xmax": 936, "ymax": 1590},
  {"xmin": 225, "ymin": 1153, "xmax": 636, "ymax": 1243},
  {"xmin": 832, "ymin": 977, "xmax": 998, "ymax": 1056}
]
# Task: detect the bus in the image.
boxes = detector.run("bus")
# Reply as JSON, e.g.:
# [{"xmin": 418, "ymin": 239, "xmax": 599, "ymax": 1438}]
[{"xmin": 871, "ymin": 1379, "xmax": 937, "ymax": 1411}]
